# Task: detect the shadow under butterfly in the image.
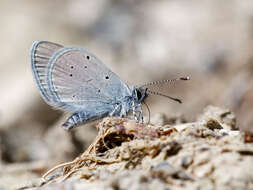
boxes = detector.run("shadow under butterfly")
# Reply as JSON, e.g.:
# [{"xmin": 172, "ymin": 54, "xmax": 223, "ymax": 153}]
[{"xmin": 30, "ymin": 41, "xmax": 190, "ymax": 130}]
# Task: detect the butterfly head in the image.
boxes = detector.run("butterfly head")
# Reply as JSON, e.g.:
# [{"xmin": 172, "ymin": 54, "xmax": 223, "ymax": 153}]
[{"xmin": 133, "ymin": 87, "xmax": 148, "ymax": 104}]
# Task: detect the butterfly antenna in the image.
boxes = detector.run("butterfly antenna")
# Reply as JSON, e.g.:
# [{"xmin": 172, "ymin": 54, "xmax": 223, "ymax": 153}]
[
  {"xmin": 143, "ymin": 101, "xmax": 150, "ymax": 124},
  {"xmin": 146, "ymin": 89, "xmax": 182, "ymax": 104},
  {"xmin": 140, "ymin": 76, "xmax": 190, "ymax": 88}
]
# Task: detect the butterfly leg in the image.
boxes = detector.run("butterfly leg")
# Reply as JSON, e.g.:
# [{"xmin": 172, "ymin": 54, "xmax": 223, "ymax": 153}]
[
  {"xmin": 109, "ymin": 104, "xmax": 121, "ymax": 117},
  {"xmin": 132, "ymin": 103, "xmax": 143, "ymax": 123},
  {"xmin": 119, "ymin": 104, "xmax": 127, "ymax": 118},
  {"xmin": 138, "ymin": 105, "xmax": 144, "ymax": 123},
  {"xmin": 137, "ymin": 104, "xmax": 144, "ymax": 123},
  {"xmin": 132, "ymin": 102, "xmax": 138, "ymax": 121}
]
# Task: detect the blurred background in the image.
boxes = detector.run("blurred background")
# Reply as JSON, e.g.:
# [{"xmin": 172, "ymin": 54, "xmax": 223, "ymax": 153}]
[{"xmin": 1, "ymin": 0, "xmax": 253, "ymax": 187}]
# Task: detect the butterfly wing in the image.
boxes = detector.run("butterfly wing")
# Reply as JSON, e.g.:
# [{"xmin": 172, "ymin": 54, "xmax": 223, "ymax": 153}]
[
  {"xmin": 30, "ymin": 41, "xmax": 63, "ymax": 106},
  {"xmin": 31, "ymin": 41, "xmax": 132, "ymax": 113}
]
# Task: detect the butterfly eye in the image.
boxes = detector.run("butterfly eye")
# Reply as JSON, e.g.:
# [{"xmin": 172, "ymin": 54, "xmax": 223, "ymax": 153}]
[
  {"xmin": 86, "ymin": 55, "xmax": 90, "ymax": 60},
  {"xmin": 136, "ymin": 89, "xmax": 142, "ymax": 100},
  {"xmin": 105, "ymin": 76, "xmax": 109, "ymax": 80}
]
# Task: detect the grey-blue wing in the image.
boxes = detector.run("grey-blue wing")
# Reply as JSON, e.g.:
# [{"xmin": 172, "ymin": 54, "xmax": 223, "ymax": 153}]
[
  {"xmin": 31, "ymin": 41, "xmax": 133, "ymax": 130},
  {"xmin": 30, "ymin": 41, "xmax": 63, "ymax": 106},
  {"xmin": 31, "ymin": 41, "xmax": 135, "ymax": 130},
  {"xmin": 46, "ymin": 46, "xmax": 132, "ymax": 113}
]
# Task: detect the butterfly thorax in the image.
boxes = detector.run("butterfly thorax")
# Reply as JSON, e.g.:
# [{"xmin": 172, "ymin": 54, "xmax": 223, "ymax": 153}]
[{"xmin": 109, "ymin": 87, "xmax": 147, "ymax": 121}]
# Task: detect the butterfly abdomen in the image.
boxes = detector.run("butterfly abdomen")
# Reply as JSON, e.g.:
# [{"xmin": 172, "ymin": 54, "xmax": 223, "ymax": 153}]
[
  {"xmin": 62, "ymin": 112, "xmax": 86, "ymax": 130},
  {"xmin": 62, "ymin": 110, "xmax": 110, "ymax": 130}
]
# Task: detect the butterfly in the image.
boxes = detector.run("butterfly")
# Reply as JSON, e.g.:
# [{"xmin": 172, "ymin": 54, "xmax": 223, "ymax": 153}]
[{"xmin": 30, "ymin": 41, "xmax": 189, "ymax": 130}]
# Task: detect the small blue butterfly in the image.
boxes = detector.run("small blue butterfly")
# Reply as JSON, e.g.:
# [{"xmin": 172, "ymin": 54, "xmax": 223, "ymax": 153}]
[{"xmin": 30, "ymin": 41, "xmax": 189, "ymax": 130}]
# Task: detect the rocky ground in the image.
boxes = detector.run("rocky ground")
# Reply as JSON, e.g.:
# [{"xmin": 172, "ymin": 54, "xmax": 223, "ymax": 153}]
[
  {"xmin": 4, "ymin": 106, "xmax": 251, "ymax": 190},
  {"xmin": 1, "ymin": 1, "xmax": 253, "ymax": 190}
]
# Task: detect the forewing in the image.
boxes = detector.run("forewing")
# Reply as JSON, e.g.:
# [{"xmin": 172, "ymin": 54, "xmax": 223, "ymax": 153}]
[
  {"xmin": 30, "ymin": 41, "xmax": 63, "ymax": 105},
  {"xmin": 47, "ymin": 47, "xmax": 131, "ymax": 112}
]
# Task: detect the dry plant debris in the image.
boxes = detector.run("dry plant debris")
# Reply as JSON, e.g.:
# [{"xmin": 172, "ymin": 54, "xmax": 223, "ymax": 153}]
[{"xmin": 17, "ymin": 106, "xmax": 253, "ymax": 190}]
